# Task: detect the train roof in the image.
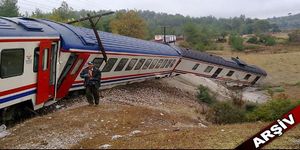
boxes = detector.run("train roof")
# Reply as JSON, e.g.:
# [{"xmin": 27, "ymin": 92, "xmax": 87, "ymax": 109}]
[
  {"xmin": 37, "ymin": 19, "xmax": 180, "ymax": 56},
  {"xmin": 0, "ymin": 17, "xmax": 59, "ymax": 38},
  {"xmin": 179, "ymin": 48, "xmax": 267, "ymax": 76}
]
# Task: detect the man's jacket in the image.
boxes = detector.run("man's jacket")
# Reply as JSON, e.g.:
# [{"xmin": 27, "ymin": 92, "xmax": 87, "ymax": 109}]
[{"xmin": 80, "ymin": 67, "xmax": 101, "ymax": 89}]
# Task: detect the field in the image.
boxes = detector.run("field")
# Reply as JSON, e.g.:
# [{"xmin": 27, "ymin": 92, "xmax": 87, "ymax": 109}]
[{"xmin": 1, "ymin": 32, "xmax": 300, "ymax": 149}]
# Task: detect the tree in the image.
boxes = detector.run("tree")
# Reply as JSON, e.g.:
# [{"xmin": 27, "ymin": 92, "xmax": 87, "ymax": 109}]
[
  {"xmin": 0, "ymin": 0, "xmax": 19, "ymax": 17},
  {"xmin": 109, "ymin": 10, "xmax": 149, "ymax": 39},
  {"xmin": 183, "ymin": 23, "xmax": 216, "ymax": 51},
  {"xmin": 253, "ymin": 20, "xmax": 271, "ymax": 33},
  {"xmin": 229, "ymin": 34, "xmax": 244, "ymax": 51},
  {"xmin": 49, "ymin": 1, "xmax": 76, "ymax": 22}
]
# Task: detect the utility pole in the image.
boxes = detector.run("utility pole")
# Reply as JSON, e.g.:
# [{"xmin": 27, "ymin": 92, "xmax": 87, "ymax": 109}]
[
  {"xmin": 161, "ymin": 26, "xmax": 169, "ymax": 44},
  {"xmin": 67, "ymin": 12, "xmax": 114, "ymax": 62}
]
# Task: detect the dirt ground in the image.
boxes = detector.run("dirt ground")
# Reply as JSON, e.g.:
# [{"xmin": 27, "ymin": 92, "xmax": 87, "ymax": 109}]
[{"xmin": 0, "ymin": 79, "xmax": 300, "ymax": 149}]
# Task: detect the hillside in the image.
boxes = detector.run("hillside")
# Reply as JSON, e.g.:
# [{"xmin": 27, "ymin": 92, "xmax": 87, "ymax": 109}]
[{"xmin": 268, "ymin": 13, "xmax": 300, "ymax": 30}]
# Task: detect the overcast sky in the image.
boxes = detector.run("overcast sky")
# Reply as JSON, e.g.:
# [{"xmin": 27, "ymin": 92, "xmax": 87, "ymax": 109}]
[{"xmin": 18, "ymin": 0, "xmax": 300, "ymax": 19}]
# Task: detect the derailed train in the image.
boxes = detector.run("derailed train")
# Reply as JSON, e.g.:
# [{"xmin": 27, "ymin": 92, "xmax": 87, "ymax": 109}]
[{"xmin": 0, "ymin": 17, "xmax": 267, "ymax": 120}]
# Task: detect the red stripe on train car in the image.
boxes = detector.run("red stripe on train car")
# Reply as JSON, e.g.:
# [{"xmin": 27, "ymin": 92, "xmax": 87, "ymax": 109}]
[
  {"xmin": 74, "ymin": 70, "xmax": 172, "ymax": 84},
  {"xmin": 0, "ymin": 84, "xmax": 36, "ymax": 97}
]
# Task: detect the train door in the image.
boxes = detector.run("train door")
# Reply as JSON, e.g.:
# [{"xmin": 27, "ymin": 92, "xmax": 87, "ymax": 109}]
[
  {"xmin": 211, "ymin": 68, "xmax": 223, "ymax": 78},
  {"xmin": 36, "ymin": 40, "xmax": 56, "ymax": 105},
  {"xmin": 56, "ymin": 53, "xmax": 90, "ymax": 98}
]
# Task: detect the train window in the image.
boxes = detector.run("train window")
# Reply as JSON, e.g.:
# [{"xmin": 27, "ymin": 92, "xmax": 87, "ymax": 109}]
[
  {"xmin": 244, "ymin": 74, "xmax": 252, "ymax": 80},
  {"xmin": 93, "ymin": 58, "xmax": 104, "ymax": 69},
  {"xmin": 33, "ymin": 47, "xmax": 39, "ymax": 72},
  {"xmin": 149, "ymin": 59, "xmax": 158, "ymax": 69},
  {"xmin": 142, "ymin": 59, "xmax": 152, "ymax": 70},
  {"xmin": 115, "ymin": 58, "xmax": 129, "ymax": 71},
  {"xmin": 0, "ymin": 49, "xmax": 24, "ymax": 78},
  {"xmin": 58, "ymin": 54, "xmax": 78, "ymax": 87},
  {"xmin": 155, "ymin": 59, "xmax": 164, "ymax": 69},
  {"xmin": 169, "ymin": 59, "xmax": 176, "ymax": 68},
  {"xmin": 165, "ymin": 59, "xmax": 172, "ymax": 68},
  {"xmin": 160, "ymin": 59, "xmax": 168, "ymax": 68},
  {"xmin": 102, "ymin": 58, "xmax": 118, "ymax": 72},
  {"xmin": 42, "ymin": 48, "xmax": 49, "ymax": 71},
  {"xmin": 192, "ymin": 64, "xmax": 200, "ymax": 70},
  {"xmin": 226, "ymin": 70, "xmax": 235, "ymax": 77},
  {"xmin": 204, "ymin": 66, "xmax": 214, "ymax": 73},
  {"xmin": 125, "ymin": 58, "xmax": 138, "ymax": 71},
  {"xmin": 70, "ymin": 59, "xmax": 83, "ymax": 75},
  {"xmin": 134, "ymin": 59, "xmax": 146, "ymax": 70}
]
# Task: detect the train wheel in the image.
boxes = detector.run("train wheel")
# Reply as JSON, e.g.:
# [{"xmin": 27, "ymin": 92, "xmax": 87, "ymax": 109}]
[{"xmin": 0, "ymin": 102, "xmax": 36, "ymax": 127}]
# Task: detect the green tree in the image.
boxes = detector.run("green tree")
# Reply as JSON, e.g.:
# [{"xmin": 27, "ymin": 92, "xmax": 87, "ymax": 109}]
[
  {"xmin": 49, "ymin": 1, "xmax": 76, "ymax": 22},
  {"xmin": 0, "ymin": 0, "xmax": 19, "ymax": 17},
  {"xmin": 109, "ymin": 10, "xmax": 149, "ymax": 39},
  {"xmin": 183, "ymin": 23, "xmax": 216, "ymax": 50},
  {"xmin": 229, "ymin": 34, "xmax": 244, "ymax": 51},
  {"xmin": 253, "ymin": 20, "xmax": 271, "ymax": 33}
]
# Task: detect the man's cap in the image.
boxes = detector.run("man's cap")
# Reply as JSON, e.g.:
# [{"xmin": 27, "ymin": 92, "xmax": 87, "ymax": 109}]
[{"xmin": 88, "ymin": 61, "xmax": 94, "ymax": 65}]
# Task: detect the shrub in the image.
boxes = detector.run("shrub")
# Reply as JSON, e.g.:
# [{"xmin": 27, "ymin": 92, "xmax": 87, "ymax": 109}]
[
  {"xmin": 294, "ymin": 81, "xmax": 300, "ymax": 87},
  {"xmin": 244, "ymin": 45, "xmax": 259, "ymax": 50},
  {"xmin": 259, "ymin": 35, "xmax": 276, "ymax": 46},
  {"xmin": 246, "ymin": 99, "xmax": 300, "ymax": 121},
  {"xmin": 245, "ymin": 102, "xmax": 258, "ymax": 112},
  {"xmin": 229, "ymin": 34, "xmax": 244, "ymax": 51},
  {"xmin": 247, "ymin": 36, "xmax": 258, "ymax": 44},
  {"xmin": 272, "ymin": 86, "xmax": 285, "ymax": 93},
  {"xmin": 288, "ymin": 30, "xmax": 300, "ymax": 42},
  {"xmin": 178, "ymin": 40, "xmax": 191, "ymax": 48},
  {"xmin": 206, "ymin": 101, "xmax": 246, "ymax": 124},
  {"xmin": 196, "ymin": 85, "xmax": 216, "ymax": 105}
]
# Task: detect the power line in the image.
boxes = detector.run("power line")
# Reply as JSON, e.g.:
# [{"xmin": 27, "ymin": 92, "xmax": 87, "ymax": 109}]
[{"xmin": 19, "ymin": 1, "xmax": 54, "ymax": 11}]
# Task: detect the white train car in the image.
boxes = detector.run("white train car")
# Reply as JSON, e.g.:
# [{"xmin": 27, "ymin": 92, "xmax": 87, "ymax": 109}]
[
  {"xmin": 0, "ymin": 17, "xmax": 180, "ymax": 120},
  {"xmin": 174, "ymin": 48, "xmax": 267, "ymax": 86}
]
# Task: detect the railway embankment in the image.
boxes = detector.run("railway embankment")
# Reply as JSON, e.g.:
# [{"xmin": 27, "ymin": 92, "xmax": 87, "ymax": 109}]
[{"xmin": 1, "ymin": 75, "xmax": 298, "ymax": 149}]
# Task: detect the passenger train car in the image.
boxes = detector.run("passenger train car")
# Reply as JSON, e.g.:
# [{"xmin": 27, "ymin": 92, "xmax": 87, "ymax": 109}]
[{"xmin": 0, "ymin": 17, "xmax": 267, "ymax": 121}]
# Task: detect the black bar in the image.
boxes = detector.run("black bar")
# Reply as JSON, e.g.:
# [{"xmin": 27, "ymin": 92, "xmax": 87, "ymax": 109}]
[{"xmin": 87, "ymin": 14, "xmax": 108, "ymax": 62}]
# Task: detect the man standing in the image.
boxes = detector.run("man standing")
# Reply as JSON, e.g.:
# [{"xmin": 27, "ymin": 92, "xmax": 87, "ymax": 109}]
[{"xmin": 80, "ymin": 61, "xmax": 101, "ymax": 106}]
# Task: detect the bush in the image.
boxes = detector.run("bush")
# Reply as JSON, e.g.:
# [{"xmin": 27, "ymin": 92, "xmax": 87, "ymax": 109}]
[
  {"xmin": 178, "ymin": 40, "xmax": 191, "ymax": 48},
  {"xmin": 247, "ymin": 36, "xmax": 258, "ymax": 44},
  {"xmin": 196, "ymin": 85, "xmax": 216, "ymax": 105},
  {"xmin": 206, "ymin": 101, "xmax": 246, "ymax": 124},
  {"xmin": 288, "ymin": 30, "xmax": 300, "ymax": 42},
  {"xmin": 204, "ymin": 98, "xmax": 300, "ymax": 124},
  {"xmin": 259, "ymin": 35, "xmax": 276, "ymax": 46},
  {"xmin": 246, "ymin": 99, "xmax": 300, "ymax": 121},
  {"xmin": 244, "ymin": 45, "xmax": 260, "ymax": 50},
  {"xmin": 245, "ymin": 102, "xmax": 258, "ymax": 112},
  {"xmin": 272, "ymin": 86, "xmax": 285, "ymax": 93},
  {"xmin": 229, "ymin": 34, "xmax": 244, "ymax": 51},
  {"xmin": 295, "ymin": 81, "xmax": 300, "ymax": 87}
]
